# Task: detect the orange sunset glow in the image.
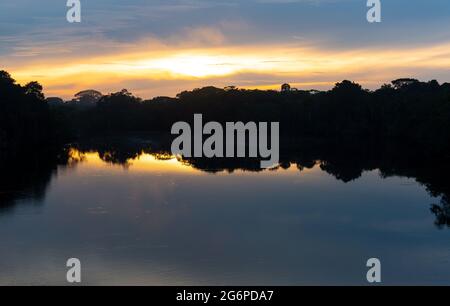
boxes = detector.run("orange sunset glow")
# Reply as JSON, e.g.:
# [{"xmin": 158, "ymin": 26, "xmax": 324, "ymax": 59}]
[
  {"xmin": 2, "ymin": 0, "xmax": 450, "ymax": 100},
  {"xmin": 7, "ymin": 40, "xmax": 450, "ymax": 99}
]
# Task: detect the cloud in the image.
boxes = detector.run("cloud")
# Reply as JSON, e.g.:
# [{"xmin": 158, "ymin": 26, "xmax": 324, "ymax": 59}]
[
  {"xmin": 1, "ymin": 0, "xmax": 450, "ymax": 99},
  {"xmin": 5, "ymin": 37, "xmax": 450, "ymax": 99}
]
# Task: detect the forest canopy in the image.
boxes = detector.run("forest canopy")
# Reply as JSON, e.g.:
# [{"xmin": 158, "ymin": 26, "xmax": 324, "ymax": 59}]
[{"xmin": 1, "ymin": 70, "xmax": 450, "ymax": 155}]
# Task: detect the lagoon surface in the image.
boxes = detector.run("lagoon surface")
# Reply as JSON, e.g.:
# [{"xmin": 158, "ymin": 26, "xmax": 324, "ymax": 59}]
[{"xmin": 1, "ymin": 142, "xmax": 450, "ymax": 285}]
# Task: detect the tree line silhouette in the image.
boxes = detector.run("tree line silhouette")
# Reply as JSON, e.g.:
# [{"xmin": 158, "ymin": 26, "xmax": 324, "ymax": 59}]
[
  {"xmin": 1, "ymin": 69, "xmax": 449, "ymax": 154},
  {"xmin": 55, "ymin": 77, "xmax": 450, "ymax": 155}
]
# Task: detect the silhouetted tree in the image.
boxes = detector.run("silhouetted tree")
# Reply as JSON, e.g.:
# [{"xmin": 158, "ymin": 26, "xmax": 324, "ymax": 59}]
[{"xmin": 0, "ymin": 70, "xmax": 61, "ymax": 148}]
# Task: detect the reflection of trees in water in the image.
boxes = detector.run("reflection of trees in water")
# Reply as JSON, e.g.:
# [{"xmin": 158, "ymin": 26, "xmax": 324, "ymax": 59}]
[
  {"xmin": 1, "ymin": 137, "xmax": 449, "ymax": 229},
  {"xmin": 0, "ymin": 146, "xmax": 73, "ymax": 212},
  {"xmin": 74, "ymin": 138, "xmax": 450, "ymax": 228},
  {"xmin": 75, "ymin": 137, "xmax": 160, "ymax": 168},
  {"xmin": 431, "ymin": 196, "xmax": 450, "ymax": 229}
]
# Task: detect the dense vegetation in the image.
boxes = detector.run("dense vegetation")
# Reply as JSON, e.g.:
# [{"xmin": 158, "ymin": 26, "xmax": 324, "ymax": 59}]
[
  {"xmin": 0, "ymin": 71, "xmax": 56, "ymax": 150},
  {"xmin": 59, "ymin": 77, "xmax": 450, "ymax": 154},
  {"xmin": 1, "ymin": 69, "xmax": 450, "ymax": 154}
]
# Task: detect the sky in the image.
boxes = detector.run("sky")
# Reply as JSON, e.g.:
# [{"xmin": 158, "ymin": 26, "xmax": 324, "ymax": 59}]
[{"xmin": 1, "ymin": 0, "xmax": 450, "ymax": 99}]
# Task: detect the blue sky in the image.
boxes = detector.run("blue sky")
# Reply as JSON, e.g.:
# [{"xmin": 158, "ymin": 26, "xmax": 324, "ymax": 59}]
[{"xmin": 1, "ymin": 0, "xmax": 450, "ymax": 98}]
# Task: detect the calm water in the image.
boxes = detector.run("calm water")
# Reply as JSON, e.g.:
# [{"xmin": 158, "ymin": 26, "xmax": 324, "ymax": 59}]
[{"xmin": 0, "ymin": 142, "xmax": 450, "ymax": 285}]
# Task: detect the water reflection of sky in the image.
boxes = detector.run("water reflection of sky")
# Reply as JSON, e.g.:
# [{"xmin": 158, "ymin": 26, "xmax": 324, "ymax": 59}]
[{"xmin": 0, "ymin": 152, "xmax": 449, "ymax": 285}]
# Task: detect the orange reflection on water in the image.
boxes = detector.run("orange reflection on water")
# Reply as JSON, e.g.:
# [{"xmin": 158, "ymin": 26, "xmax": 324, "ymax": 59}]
[
  {"xmin": 68, "ymin": 149, "xmax": 200, "ymax": 174},
  {"xmin": 66, "ymin": 148, "xmax": 323, "ymax": 178}
]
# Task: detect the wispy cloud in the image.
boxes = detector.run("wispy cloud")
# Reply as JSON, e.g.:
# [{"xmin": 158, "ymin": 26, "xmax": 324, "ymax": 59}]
[{"xmin": 1, "ymin": 0, "xmax": 450, "ymax": 98}]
